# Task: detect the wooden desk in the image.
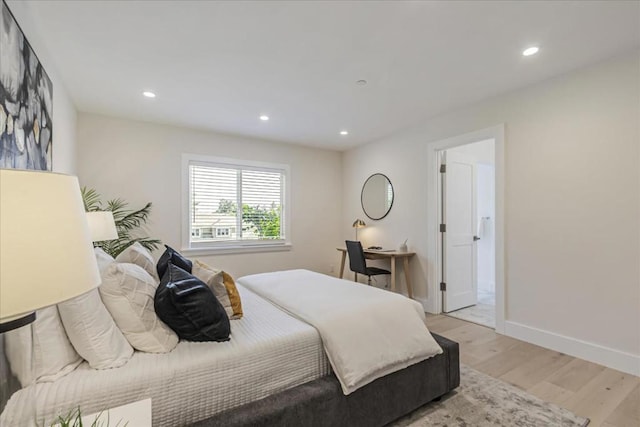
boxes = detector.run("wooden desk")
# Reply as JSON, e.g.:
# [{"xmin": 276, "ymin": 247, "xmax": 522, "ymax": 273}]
[{"xmin": 337, "ymin": 248, "xmax": 416, "ymax": 298}]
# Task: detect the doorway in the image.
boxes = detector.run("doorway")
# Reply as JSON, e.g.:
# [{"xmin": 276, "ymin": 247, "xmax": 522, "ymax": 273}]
[
  {"xmin": 440, "ymin": 139, "xmax": 496, "ymax": 328},
  {"xmin": 425, "ymin": 124, "xmax": 505, "ymax": 334}
]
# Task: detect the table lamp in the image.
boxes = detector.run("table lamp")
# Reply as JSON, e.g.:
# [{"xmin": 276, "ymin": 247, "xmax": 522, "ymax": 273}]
[
  {"xmin": 352, "ymin": 218, "xmax": 366, "ymax": 241},
  {"xmin": 86, "ymin": 211, "xmax": 118, "ymax": 242},
  {"xmin": 0, "ymin": 169, "xmax": 101, "ymax": 425}
]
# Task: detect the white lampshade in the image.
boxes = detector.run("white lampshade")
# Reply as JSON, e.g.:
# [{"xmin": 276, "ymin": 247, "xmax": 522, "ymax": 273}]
[
  {"xmin": 0, "ymin": 169, "xmax": 101, "ymax": 324},
  {"xmin": 86, "ymin": 211, "xmax": 118, "ymax": 242}
]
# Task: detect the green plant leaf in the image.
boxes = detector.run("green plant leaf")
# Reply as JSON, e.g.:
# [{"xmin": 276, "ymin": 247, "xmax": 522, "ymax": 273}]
[
  {"xmin": 81, "ymin": 187, "xmax": 103, "ymax": 212},
  {"xmin": 81, "ymin": 188, "xmax": 162, "ymax": 258}
]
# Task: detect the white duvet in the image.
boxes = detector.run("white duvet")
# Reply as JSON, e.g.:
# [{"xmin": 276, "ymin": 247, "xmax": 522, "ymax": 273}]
[{"xmin": 237, "ymin": 269, "xmax": 443, "ymax": 394}]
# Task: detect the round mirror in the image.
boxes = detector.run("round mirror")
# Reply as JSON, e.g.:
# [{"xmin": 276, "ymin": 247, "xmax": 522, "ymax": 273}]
[{"xmin": 361, "ymin": 173, "xmax": 394, "ymax": 220}]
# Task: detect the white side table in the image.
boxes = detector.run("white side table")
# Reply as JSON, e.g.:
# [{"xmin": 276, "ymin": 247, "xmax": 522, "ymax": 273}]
[{"xmin": 53, "ymin": 398, "xmax": 152, "ymax": 427}]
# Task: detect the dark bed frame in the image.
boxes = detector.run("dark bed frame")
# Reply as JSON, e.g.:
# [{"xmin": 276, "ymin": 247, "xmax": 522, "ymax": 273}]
[{"xmin": 190, "ymin": 333, "xmax": 460, "ymax": 427}]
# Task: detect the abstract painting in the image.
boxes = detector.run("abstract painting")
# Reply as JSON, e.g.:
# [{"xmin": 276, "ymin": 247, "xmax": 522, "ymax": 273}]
[{"xmin": 0, "ymin": 0, "xmax": 52, "ymax": 171}]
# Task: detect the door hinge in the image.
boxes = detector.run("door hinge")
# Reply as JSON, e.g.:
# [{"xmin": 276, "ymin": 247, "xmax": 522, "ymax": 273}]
[
  {"xmin": 440, "ymin": 282, "xmax": 447, "ymax": 291},
  {"xmin": 440, "ymin": 164, "xmax": 446, "ymax": 173},
  {"xmin": 440, "ymin": 224, "xmax": 446, "ymax": 233}
]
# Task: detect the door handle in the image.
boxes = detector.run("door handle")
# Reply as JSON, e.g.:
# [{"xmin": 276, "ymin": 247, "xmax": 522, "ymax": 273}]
[{"xmin": 473, "ymin": 236, "xmax": 481, "ymax": 241}]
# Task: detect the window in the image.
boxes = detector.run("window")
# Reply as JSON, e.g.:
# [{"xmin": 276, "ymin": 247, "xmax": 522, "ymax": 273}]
[
  {"xmin": 183, "ymin": 154, "xmax": 290, "ymax": 252},
  {"xmin": 215, "ymin": 228, "xmax": 230, "ymax": 237}
]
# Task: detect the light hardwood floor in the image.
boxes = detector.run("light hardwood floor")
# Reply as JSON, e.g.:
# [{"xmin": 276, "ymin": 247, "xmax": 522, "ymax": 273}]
[{"xmin": 425, "ymin": 315, "xmax": 639, "ymax": 427}]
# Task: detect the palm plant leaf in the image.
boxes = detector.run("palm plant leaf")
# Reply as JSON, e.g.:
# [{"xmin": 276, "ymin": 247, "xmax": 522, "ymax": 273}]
[
  {"xmin": 81, "ymin": 187, "xmax": 103, "ymax": 212},
  {"xmin": 108, "ymin": 201, "xmax": 152, "ymax": 232},
  {"xmin": 81, "ymin": 188, "xmax": 162, "ymax": 258}
]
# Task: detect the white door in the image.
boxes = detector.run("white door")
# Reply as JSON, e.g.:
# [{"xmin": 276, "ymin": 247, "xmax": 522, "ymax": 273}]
[{"xmin": 442, "ymin": 150, "xmax": 478, "ymax": 312}]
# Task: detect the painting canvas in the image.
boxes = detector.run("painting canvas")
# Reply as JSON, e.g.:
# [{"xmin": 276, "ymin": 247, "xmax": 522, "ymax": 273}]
[{"xmin": 0, "ymin": 0, "xmax": 52, "ymax": 171}]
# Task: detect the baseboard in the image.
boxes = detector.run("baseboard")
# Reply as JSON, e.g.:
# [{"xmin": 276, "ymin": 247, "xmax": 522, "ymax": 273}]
[
  {"xmin": 477, "ymin": 280, "xmax": 495, "ymax": 293},
  {"xmin": 414, "ymin": 296, "xmax": 429, "ymax": 312},
  {"xmin": 414, "ymin": 296, "xmax": 440, "ymax": 314},
  {"xmin": 505, "ymin": 321, "xmax": 640, "ymax": 376}
]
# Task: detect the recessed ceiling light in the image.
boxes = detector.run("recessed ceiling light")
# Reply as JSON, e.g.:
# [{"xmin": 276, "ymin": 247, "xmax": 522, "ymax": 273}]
[
  {"xmin": 259, "ymin": 115, "xmax": 270, "ymax": 121},
  {"xmin": 142, "ymin": 91, "xmax": 156, "ymax": 98},
  {"xmin": 522, "ymin": 46, "xmax": 539, "ymax": 57},
  {"xmin": 340, "ymin": 130, "xmax": 349, "ymax": 136},
  {"xmin": 356, "ymin": 79, "xmax": 367, "ymax": 86}
]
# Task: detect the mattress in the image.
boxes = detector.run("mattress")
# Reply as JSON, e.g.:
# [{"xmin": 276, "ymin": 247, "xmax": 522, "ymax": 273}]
[{"xmin": 1, "ymin": 285, "xmax": 330, "ymax": 427}]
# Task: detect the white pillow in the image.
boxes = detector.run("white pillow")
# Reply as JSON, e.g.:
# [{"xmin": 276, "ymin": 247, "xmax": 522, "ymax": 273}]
[
  {"xmin": 58, "ymin": 289, "xmax": 133, "ymax": 369},
  {"xmin": 116, "ymin": 242, "xmax": 159, "ymax": 281},
  {"xmin": 4, "ymin": 306, "xmax": 83, "ymax": 385},
  {"xmin": 94, "ymin": 247, "xmax": 115, "ymax": 273},
  {"xmin": 99, "ymin": 263, "xmax": 178, "ymax": 353}
]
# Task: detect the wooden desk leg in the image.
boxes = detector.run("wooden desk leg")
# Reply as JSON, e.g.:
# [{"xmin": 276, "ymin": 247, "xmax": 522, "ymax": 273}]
[
  {"xmin": 390, "ymin": 255, "xmax": 396, "ymax": 292},
  {"xmin": 339, "ymin": 252, "xmax": 346, "ymax": 279},
  {"xmin": 403, "ymin": 257, "xmax": 413, "ymax": 298}
]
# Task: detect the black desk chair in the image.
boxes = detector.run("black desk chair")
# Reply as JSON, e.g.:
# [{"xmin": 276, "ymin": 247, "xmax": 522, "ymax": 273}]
[{"xmin": 345, "ymin": 240, "xmax": 391, "ymax": 286}]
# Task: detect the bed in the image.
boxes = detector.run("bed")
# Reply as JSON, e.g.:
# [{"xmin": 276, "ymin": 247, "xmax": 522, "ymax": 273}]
[
  {"xmin": 191, "ymin": 333, "xmax": 460, "ymax": 427},
  {"xmin": 1, "ymin": 270, "xmax": 460, "ymax": 427},
  {"xmin": 2, "ymin": 285, "xmax": 330, "ymax": 426}
]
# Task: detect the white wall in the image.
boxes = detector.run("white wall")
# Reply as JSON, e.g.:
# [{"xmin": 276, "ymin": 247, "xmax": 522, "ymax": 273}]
[
  {"xmin": 77, "ymin": 113, "xmax": 343, "ymax": 279},
  {"xmin": 342, "ymin": 51, "xmax": 640, "ymax": 374},
  {"xmin": 7, "ymin": 1, "xmax": 77, "ymax": 174}
]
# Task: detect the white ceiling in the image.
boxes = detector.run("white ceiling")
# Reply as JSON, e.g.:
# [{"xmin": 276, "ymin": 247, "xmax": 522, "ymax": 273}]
[{"xmin": 15, "ymin": 1, "xmax": 640, "ymax": 150}]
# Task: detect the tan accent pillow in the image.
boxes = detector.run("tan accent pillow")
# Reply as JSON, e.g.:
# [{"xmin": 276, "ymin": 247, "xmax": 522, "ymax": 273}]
[
  {"xmin": 192, "ymin": 261, "xmax": 233, "ymax": 318},
  {"xmin": 223, "ymin": 271, "xmax": 243, "ymax": 319},
  {"xmin": 116, "ymin": 242, "xmax": 159, "ymax": 282},
  {"xmin": 193, "ymin": 260, "xmax": 242, "ymax": 319}
]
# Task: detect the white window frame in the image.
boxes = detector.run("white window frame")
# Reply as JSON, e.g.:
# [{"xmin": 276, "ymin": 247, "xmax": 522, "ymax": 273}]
[{"xmin": 181, "ymin": 153, "xmax": 291, "ymax": 255}]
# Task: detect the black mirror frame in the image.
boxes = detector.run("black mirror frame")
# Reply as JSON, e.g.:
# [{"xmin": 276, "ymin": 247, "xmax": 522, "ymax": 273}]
[{"xmin": 361, "ymin": 173, "xmax": 394, "ymax": 221}]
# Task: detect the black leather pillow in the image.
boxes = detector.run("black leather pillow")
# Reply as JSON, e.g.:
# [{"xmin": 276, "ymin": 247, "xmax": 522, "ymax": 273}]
[
  {"xmin": 156, "ymin": 245, "xmax": 192, "ymax": 279},
  {"xmin": 154, "ymin": 263, "xmax": 230, "ymax": 342}
]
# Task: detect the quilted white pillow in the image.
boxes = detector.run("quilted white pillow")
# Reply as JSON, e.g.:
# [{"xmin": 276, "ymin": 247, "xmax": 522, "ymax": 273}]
[
  {"xmin": 99, "ymin": 263, "xmax": 178, "ymax": 353},
  {"xmin": 116, "ymin": 242, "xmax": 159, "ymax": 281},
  {"xmin": 4, "ymin": 306, "xmax": 82, "ymax": 385},
  {"xmin": 94, "ymin": 247, "xmax": 115, "ymax": 273},
  {"xmin": 58, "ymin": 288, "xmax": 133, "ymax": 369}
]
